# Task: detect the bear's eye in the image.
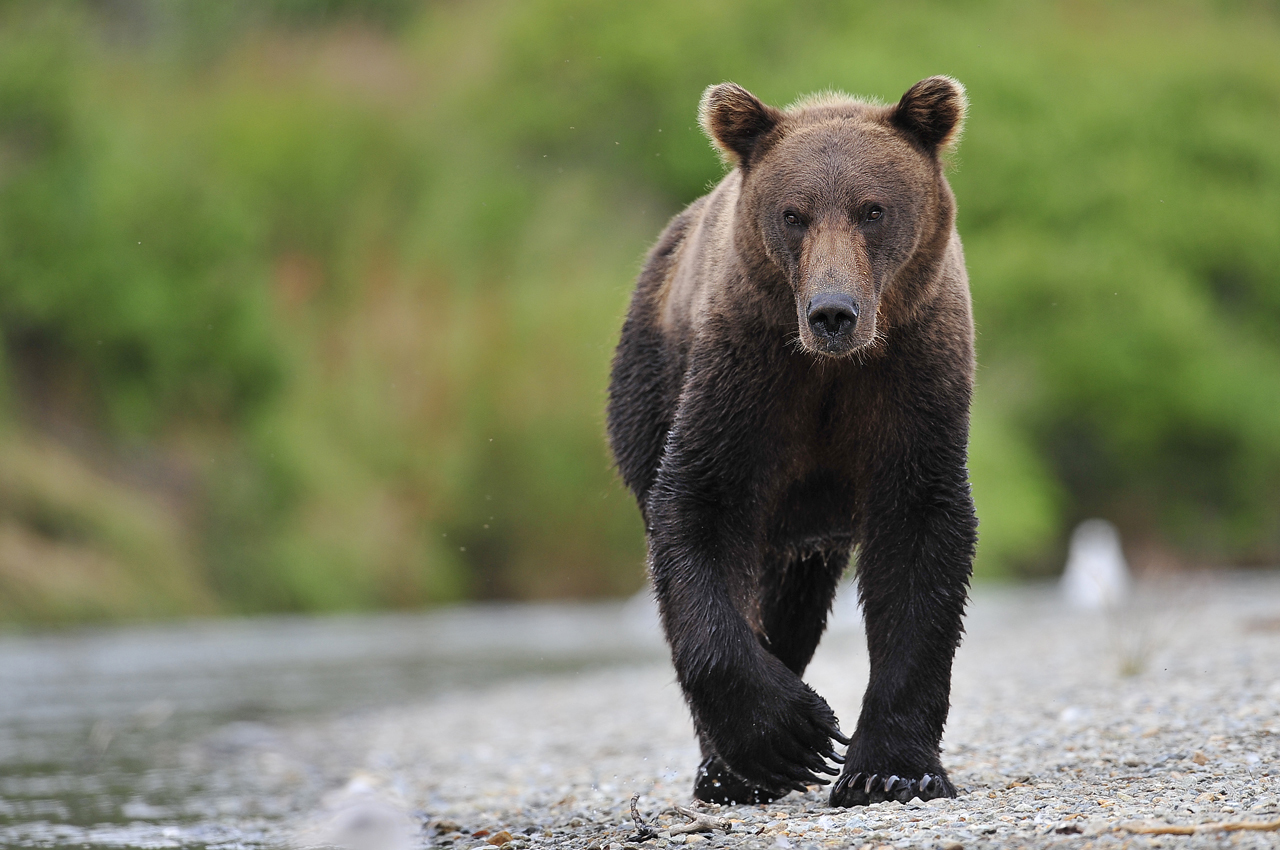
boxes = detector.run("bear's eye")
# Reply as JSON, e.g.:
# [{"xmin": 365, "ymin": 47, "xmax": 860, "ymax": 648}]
[
  {"xmin": 783, "ymin": 211, "xmax": 803, "ymax": 227},
  {"xmin": 865, "ymin": 205, "xmax": 885, "ymax": 222}
]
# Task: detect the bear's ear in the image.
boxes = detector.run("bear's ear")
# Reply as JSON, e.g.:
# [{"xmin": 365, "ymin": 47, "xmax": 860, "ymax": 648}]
[
  {"xmin": 889, "ymin": 76, "xmax": 967, "ymax": 155},
  {"xmin": 699, "ymin": 82, "xmax": 783, "ymax": 168}
]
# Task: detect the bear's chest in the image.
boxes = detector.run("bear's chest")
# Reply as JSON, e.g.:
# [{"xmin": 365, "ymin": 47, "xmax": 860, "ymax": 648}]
[{"xmin": 748, "ymin": 359, "xmax": 894, "ymax": 545}]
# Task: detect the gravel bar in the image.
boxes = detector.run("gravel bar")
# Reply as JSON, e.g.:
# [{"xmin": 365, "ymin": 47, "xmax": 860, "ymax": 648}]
[
  {"xmin": 282, "ymin": 574, "xmax": 1280, "ymax": 850},
  {"xmin": 15, "ymin": 573, "xmax": 1280, "ymax": 850}
]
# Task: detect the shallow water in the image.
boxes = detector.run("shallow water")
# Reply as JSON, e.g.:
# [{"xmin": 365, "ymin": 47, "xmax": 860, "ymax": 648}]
[{"xmin": 0, "ymin": 600, "xmax": 667, "ymax": 849}]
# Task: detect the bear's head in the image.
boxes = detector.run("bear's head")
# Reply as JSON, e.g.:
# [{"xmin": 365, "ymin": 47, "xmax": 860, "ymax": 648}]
[{"xmin": 699, "ymin": 77, "xmax": 967, "ymax": 357}]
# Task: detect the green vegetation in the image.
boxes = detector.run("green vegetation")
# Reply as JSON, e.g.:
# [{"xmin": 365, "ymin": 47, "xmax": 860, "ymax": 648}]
[{"xmin": 0, "ymin": 0, "xmax": 1277, "ymax": 623}]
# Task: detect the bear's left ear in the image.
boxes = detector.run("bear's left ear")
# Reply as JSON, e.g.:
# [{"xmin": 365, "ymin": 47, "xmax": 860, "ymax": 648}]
[
  {"xmin": 699, "ymin": 82, "xmax": 784, "ymax": 169},
  {"xmin": 889, "ymin": 76, "xmax": 967, "ymax": 156}
]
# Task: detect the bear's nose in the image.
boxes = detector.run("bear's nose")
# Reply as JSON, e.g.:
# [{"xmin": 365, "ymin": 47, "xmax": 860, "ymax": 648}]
[{"xmin": 807, "ymin": 293, "xmax": 858, "ymax": 339}]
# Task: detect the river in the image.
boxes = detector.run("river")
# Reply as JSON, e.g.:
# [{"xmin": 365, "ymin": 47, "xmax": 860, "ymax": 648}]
[{"xmin": 0, "ymin": 599, "xmax": 668, "ymax": 848}]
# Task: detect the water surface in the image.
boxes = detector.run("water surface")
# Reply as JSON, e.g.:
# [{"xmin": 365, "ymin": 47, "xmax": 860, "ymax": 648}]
[{"xmin": 0, "ymin": 600, "xmax": 666, "ymax": 848}]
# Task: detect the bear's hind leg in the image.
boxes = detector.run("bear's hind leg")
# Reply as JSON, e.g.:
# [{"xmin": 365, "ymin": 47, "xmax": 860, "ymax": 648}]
[
  {"xmin": 758, "ymin": 545, "xmax": 851, "ymax": 676},
  {"xmin": 692, "ymin": 747, "xmax": 787, "ymax": 805}
]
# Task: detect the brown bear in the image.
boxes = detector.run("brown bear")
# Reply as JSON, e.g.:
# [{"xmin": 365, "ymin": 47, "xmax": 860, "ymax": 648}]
[{"xmin": 606, "ymin": 77, "xmax": 977, "ymax": 807}]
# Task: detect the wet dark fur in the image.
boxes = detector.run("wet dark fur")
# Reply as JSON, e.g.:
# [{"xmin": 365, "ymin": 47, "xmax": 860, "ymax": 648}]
[{"xmin": 607, "ymin": 77, "xmax": 977, "ymax": 807}]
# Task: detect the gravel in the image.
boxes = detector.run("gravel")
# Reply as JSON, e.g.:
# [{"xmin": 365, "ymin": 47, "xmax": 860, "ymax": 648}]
[
  {"xmin": 278, "ymin": 573, "xmax": 1280, "ymax": 850},
  {"xmin": 17, "ymin": 573, "xmax": 1280, "ymax": 849}
]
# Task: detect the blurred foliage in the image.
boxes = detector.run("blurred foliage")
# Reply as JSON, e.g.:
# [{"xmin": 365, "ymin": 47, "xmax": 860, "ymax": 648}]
[
  {"xmin": 0, "ymin": 0, "xmax": 1277, "ymax": 622},
  {"xmin": 0, "ymin": 430, "xmax": 213, "ymax": 623}
]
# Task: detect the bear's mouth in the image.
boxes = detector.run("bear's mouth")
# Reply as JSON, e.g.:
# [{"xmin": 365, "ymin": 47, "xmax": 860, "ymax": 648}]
[{"xmin": 800, "ymin": 333, "xmax": 867, "ymax": 358}]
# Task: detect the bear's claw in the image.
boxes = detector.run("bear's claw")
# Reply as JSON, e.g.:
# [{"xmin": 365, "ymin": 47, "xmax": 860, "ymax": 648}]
[{"xmin": 829, "ymin": 771, "xmax": 951, "ymax": 806}]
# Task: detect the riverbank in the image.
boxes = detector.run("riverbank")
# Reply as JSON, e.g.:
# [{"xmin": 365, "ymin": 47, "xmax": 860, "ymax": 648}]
[{"xmin": 3, "ymin": 574, "xmax": 1278, "ymax": 849}]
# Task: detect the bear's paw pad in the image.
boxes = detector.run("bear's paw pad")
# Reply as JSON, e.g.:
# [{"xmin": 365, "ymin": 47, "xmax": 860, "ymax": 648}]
[{"xmin": 692, "ymin": 754, "xmax": 788, "ymax": 805}]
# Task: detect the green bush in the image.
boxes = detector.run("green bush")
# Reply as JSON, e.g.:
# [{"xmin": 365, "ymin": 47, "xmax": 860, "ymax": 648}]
[
  {"xmin": 0, "ymin": 0, "xmax": 1277, "ymax": 622},
  {"xmin": 0, "ymin": 8, "xmax": 282, "ymax": 434}
]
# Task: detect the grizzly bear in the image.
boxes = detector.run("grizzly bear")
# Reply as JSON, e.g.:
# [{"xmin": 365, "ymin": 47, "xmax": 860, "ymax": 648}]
[{"xmin": 606, "ymin": 77, "xmax": 977, "ymax": 807}]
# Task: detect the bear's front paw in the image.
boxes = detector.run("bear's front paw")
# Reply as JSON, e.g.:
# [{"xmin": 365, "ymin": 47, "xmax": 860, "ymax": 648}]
[
  {"xmin": 829, "ymin": 769, "xmax": 955, "ymax": 807},
  {"xmin": 699, "ymin": 672, "xmax": 847, "ymax": 795}
]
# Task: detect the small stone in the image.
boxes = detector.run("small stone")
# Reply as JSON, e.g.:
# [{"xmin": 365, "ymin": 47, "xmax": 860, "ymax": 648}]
[{"xmin": 486, "ymin": 830, "xmax": 513, "ymax": 846}]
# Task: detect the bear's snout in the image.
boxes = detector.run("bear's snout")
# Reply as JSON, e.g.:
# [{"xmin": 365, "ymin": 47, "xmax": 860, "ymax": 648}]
[{"xmin": 807, "ymin": 292, "xmax": 859, "ymax": 343}]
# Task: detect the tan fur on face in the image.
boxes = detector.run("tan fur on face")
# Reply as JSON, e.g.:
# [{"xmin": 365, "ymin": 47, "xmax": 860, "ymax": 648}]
[
  {"xmin": 659, "ymin": 79, "xmax": 969, "ymax": 363},
  {"xmin": 794, "ymin": 219, "xmax": 877, "ymax": 356}
]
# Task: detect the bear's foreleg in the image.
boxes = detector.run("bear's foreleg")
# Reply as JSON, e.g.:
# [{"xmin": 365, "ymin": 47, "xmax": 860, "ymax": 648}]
[
  {"xmin": 648, "ymin": 496, "xmax": 846, "ymax": 799},
  {"xmin": 692, "ymin": 545, "xmax": 851, "ymax": 803},
  {"xmin": 645, "ymin": 364, "xmax": 848, "ymax": 798},
  {"xmin": 830, "ymin": 453, "xmax": 976, "ymax": 807}
]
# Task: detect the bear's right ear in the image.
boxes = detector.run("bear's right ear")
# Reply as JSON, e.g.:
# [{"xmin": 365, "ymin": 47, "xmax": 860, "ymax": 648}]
[{"xmin": 699, "ymin": 83, "xmax": 783, "ymax": 169}]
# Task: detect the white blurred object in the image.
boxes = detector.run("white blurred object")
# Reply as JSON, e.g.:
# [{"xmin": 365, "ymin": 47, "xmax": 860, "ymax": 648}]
[
  {"xmin": 1061, "ymin": 519, "xmax": 1131, "ymax": 611},
  {"xmin": 827, "ymin": 579, "xmax": 864, "ymax": 635},
  {"xmin": 294, "ymin": 771, "xmax": 417, "ymax": 850}
]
